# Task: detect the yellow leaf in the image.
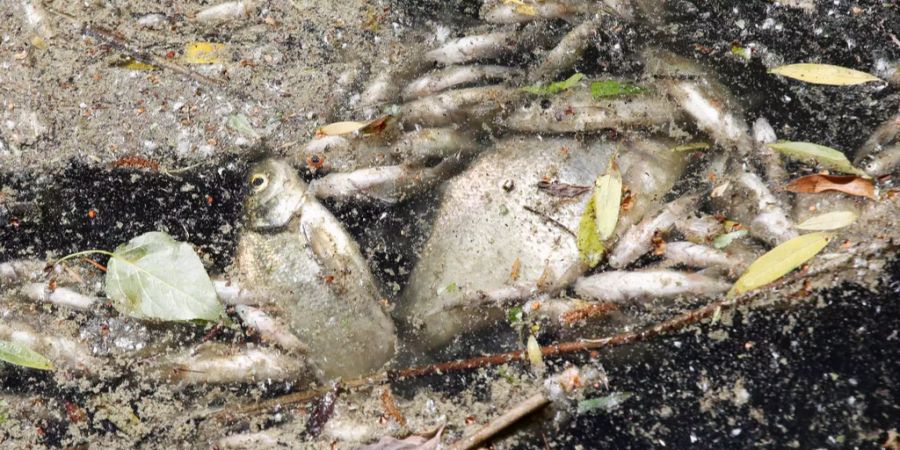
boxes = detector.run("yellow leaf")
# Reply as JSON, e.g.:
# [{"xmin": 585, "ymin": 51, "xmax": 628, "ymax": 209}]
[
  {"xmin": 181, "ymin": 42, "xmax": 228, "ymax": 64},
  {"xmin": 113, "ymin": 58, "xmax": 158, "ymax": 71},
  {"xmin": 769, "ymin": 63, "xmax": 882, "ymax": 86},
  {"xmin": 315, "ymin": 115, "xmax": 393, "ymax": 137},
  {"xmin": 768, "ymin": 141, "xmax": 868, "ymax": 177},
  {"xmin": 576, "ymin": 199, "xmax": 604, "ymax": 268},
  {"xmin": 315, "ymin": 121, "xmax": 369, "ymax": 137},
  {"xmin": 795, "ymin": 211, "xmax": 858, "ymax": 231},
  {"xmin": 592, "ymin": 160, "xmax": 622, "ymax": 241},
  {"xmin": 526, "ymin": 335, "xmax": 543, "ymax": 370},
  {"xmin": 728, "ymin": 232, "xmax": 831, "ymax": 297},
  {"xmin": 503, "ymin": 0, "xmax": 537, "ymax": 15}
]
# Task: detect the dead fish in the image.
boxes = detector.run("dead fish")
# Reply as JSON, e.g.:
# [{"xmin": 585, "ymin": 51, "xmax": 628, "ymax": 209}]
[
  {"xmin": 662, "ymin": 241, "xmax": 736, "ymax": 269},
  {"xmin": 194, "ymin": 0, "xmax": 256, "ymax": 24},
  {"xmin": 500, "ymin": 89, "xmax": 681, "ymax": 134},
  {"xmin": 21, "ymin": 283, "xmax": 97, "ymax": 310},
  {"xmin": 402, "ymin": 65, "xmax": 523, "ymax": 101},
  {"xmin": 575, "ymin": 270, "xmax": 731, "ymax": 302},
  {"xmin": 528, "ymin": 17, "xmax": 600, "ymax": 82},
  {"xmin": 234, "ymin": 305, "xmax": 309, "ymax": 354},
  {"xmin": 608, "ymin": 195, "xmax": 697, "ymax": 269},
  {"xmin": 155, "ymin": 343, "xmax": 316, "ymax": 386},
  {"xmin": 399, "ymin": 85, "xmax": 523, "ymax": 127},
  {"xmin": 425, "ymin": 23, "xmax": 552, "ymax": 65},
  {"xmin": 481, "ymin": 0, "xmax": 580, "ymax": 24},
  {"xmin": 642, "ymin": 48, "xmax": 753, "ymax": 154},
  {"xmin": 728, "ymin": 171, "xmax": 797, "ymax": 246},
  {"xmin": 674, "ymin": 215, "xmax": 724, "ymax": 244}
]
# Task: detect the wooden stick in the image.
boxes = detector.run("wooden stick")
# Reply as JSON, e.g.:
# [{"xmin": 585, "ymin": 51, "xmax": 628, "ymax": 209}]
[
  {"xmin": 450, "ymin": 393, "xmax": 550, "ymax": 450},
  {"xmin": 206, "ymin": 285, "xmax": 762, "ymax": 423}
]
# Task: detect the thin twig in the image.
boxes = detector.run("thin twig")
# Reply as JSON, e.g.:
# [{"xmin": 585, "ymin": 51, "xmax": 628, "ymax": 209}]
[
  {"xmin": 206, "ymin": 283, "xmax": 767, "ymax": 423},
  {"xmin": 81, "ymin": 24, "xmax": 229, "ymax": 89},
  {"xmin": 41, "ymin": 4, "xmax": 230, "ymax": 91},
  {"xmin": 450, "ymin": 393, "xmax": 550, "ymax": 450},
  {"xmin": 523, "ymin": 205, "xmax": 576, "ymax": 237}
]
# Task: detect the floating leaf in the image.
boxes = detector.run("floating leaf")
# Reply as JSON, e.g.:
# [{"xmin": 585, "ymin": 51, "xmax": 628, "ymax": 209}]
[
  {"xmin": 523, "ymin": 73, "xmax": 585, "ymax": 95},
  {"xmin": 315, "ymin": 115, "xmax": 393, "ymax": 137},
  {"xmin": 590, "ymin": 80, "xmax": 648, "ymax": 98},
  {"xmin": 226, "ymin": 114, "xmax": 261, "ymax": 139},
  {"xmin": 0, "ymin": 340, "xmax": 53, "ymax": 371},
  {"xmin": 507, "ymin": 306, "xmax": 524, "ymax": 325},
  {"xmin": 577, "ymin": 392, "xmax": 633, "ymax": 414},
  {"xmin": 360, "ymin": 115, "xmax": 393, "ymax": 134},
  {"xmin": 671, "ymin": 142, "xmax": 711, "ymax": 152},
  {"xmin": 592, "ymin": 160, "xmax": 622, "ymax": 241},
  {"xmin": 111, "ymin": 58, "xmax": 157, "ymax": 71},
  {"xmin": 768, "ymin": 142, "xmax": 868, "ymax": 177},
  {"xmin": 730, "ymin": 44, "xmax": 751, "ymax": 60},
  {"xmin": 443, "ymin": 281, "xmax": 459, "ymax": 294},
  {"xmin": 526, "ymin": 335, "xmax": 543, "ymax": 370},
  {"xmin": 796, "ymin": 211, "xmax": 858, "ymax": 231},
  {"xmin": 769, "ymin": 63, "xmax": 882, "ymax": 86},
  {"xmin": 713, "ymin": 229, "xmax": 747, "ymax": 249},
  {"xmin": 785, "ymin": 174, "xmax": 875, "ymax": 199},
  {"xmin": 728, "ymin": 232, "xmax": 831, "ymax": 297},
  {"xmin": 502, "ymin": 0, "xmax": 536, "ymax": 15},
  {"xmin": 317, "ymin": 121, "xmax": 369, "ymax": 136},
  {"xmin": 106, "ymin": 231, "xmax": 224, "ymax": 321},
  {"xmin": 181, "ymin": 42, "xmax": 228, "ymax": 64},
  {"xmin": 576, "ymin": 200, "xmax": 604, "ymax": 268}
]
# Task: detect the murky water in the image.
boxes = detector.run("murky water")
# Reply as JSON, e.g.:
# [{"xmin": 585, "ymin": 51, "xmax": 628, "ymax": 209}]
[{"xmin": 1, "ymin": 0, "xmax": 898, "ymax": 448}]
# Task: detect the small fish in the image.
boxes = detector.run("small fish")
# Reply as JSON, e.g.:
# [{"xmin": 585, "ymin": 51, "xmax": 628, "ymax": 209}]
[
  {"xmin": 609, "ymin": 195, "xmax": 696, "ymax": 268},
  {"xmin": 575, "ymin": 270, "xmax": 731, "ymax": 302},
  {"xmin": 402, "ymin": 65, "xmax": 522, "ymax": 100}
]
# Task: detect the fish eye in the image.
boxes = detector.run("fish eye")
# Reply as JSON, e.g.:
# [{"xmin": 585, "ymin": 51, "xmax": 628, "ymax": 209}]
[{"xmin": 249, "ymin": 173, "xmax": 268, "ymax": 191}]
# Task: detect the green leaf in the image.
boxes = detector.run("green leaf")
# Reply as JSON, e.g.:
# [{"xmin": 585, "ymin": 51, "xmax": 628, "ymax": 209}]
[
  {"xmin": 226, "ymin": 114, "xmax": 261, "ymax": 139},
  {"xmin": 730, "ymin": 45, "xmax": 751, "ymax": 60},
  {"xmin": 0, "ymin": 340, "xmax": 54, "ymax": 371},
  {"xmin": 106, "ymin": 231, "xmax": 224, "ymax": 321},
  {"xmin": 590, "ymin": 80, "xmax": 648, "ymax": 99},
  {"xmin": 769, "ymin": 63, "xmax": 882, "ymax": 86},
  {"xmin": 523, "ymin": 73, "xmax": 585, "ymax": 95},
  {"xmin": 592, "ymin": 160, "xmax": 622, "ymax": 241},
  {"xmin": 767, "ymin": 141, "xmax": 868, "ymax": 177},
  {"xmin": 577, "ymin": 200, "xmax": 605, "ymax": 268},
  {"xmin": 712, "ymin": 229, "xmax": 748, "ymax": 249},
  {"xmin": 507, "ymin": 306, "xmax": 524, "ymax": 325},
  {"xmin": 795, "ymin": 211, "xmax": 858, "ymax": 231},
  {"xmin": 728, "ymin": 232, "xmax": 831, "ymax": 297},
  {"xmin": 577, "ymin": 392, "xmax": 633, "ymax": 414},
  {"xmin": 444, "ymin": 281, "xmax": 459, "ymax": 294}
]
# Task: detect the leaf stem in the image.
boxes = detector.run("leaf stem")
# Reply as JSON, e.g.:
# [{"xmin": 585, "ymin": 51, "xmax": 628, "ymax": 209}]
[{"xmin": 51, "ymin": 249, "xmax": 116, "ymax": 267}]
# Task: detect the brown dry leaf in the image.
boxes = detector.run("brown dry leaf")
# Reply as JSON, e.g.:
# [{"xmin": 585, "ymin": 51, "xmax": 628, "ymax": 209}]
[
  {"xmin": 651, "ymin": 230, "xmax": 666, "ymax": 256},
  {"xmin": 316, "ymin": 115, "xmax": 393, "ymax": 137},
  {"xmin": 785, "ymin": 174, "xmax": 875, "ymax": 199},
  {"xmin": 361, "ymin": 115, "xmax": 393, "ymax": 134},
  {"xmin": 380, "ymin": 387, "xmax": 406, "ymax": 426},
  {"xmin": 508, "ymin": 257, "xmax": 521, "ymax": 282}
]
